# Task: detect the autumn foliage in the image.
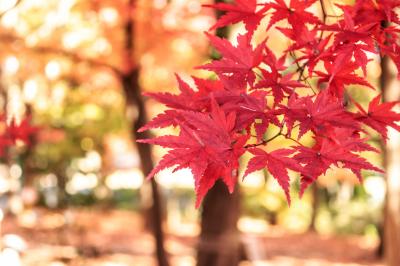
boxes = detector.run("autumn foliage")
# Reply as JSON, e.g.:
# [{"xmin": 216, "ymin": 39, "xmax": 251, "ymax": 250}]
[
  {"xmin": 0, "ymin": 116, "xmax": 36, "ymax": 156},
  {"xmin": 139, "ymin": 0, "xmax": 400, "ymax": 207}
]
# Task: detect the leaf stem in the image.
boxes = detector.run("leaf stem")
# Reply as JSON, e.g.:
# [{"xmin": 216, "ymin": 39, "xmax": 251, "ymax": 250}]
[{"xmin": 244, "ymin": 129, "xmax": 283, "ymax": 148}]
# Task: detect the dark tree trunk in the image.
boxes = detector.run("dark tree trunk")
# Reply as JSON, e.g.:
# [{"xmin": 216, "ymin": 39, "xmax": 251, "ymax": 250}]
[
  {"xmin": 122, "ymin": 1, "xmax": 169, "ymax": 266},
  {"xmin": 197, "ymin": 180, "xmax": 242, "ymax": 266}
]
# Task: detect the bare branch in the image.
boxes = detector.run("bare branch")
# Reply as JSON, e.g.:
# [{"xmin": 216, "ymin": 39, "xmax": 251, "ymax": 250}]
[
  {"xmin": 0, "ymin": 32, "xmax": 123, "ymax": 76},
  {"xmin": 0, "ymin": 0, "xmax": 22, "ymax": 18}
]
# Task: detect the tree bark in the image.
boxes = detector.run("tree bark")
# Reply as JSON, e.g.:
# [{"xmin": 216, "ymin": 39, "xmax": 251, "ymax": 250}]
[
  {"xmin": 197, "ymin": 180, "xmax": 242, "ymax": 266},
  {"xmin": 381, "ymin": 54, "xmax": 400, "ymax": 266},
  {"xmin": 122, "ymin": 1, "xmax": 169, "ymax": 266}
]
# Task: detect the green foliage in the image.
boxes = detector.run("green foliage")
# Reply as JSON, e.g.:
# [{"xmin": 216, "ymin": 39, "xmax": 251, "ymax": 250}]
[{"xmin": 31, "ymin": 85, "xmax": 128, "ymax": 174}]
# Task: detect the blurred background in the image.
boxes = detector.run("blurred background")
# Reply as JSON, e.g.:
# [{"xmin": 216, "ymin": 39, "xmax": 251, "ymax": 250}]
[{"xmin": 0, "ymin": 0, "xmax": 398, "ymax": 265}]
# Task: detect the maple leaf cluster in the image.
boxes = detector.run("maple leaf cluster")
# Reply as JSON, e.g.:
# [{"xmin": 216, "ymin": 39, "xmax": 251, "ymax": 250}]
[
  {"xmin": 139, "ymin": 0, "xmax": 400, "ymax": 207},
  {"xmin": 0, "ymin": 116, "xmax": 37, "ymax": 156}
]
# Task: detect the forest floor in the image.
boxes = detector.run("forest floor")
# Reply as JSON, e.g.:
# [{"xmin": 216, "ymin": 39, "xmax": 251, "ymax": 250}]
[{"xmin": 0, "ymin": 208, "xmax": 383, "ymax": 266}]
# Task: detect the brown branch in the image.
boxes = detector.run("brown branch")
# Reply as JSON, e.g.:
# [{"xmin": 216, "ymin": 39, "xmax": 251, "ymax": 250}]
[
  {"xmin": 244, "ymin": 122, "xmax": 304, "ymax": 149},
  {"xmin": 319, "ymin": 0, "xmax": 327, "ymax": 23},
  {"xmin": 0, "ymin": 33, "xmax": 123, "ymax": 75},
  {"xmin": 244, "ymin": 130, "xmax": 283, "ymax": 149},
  {"xmin": 0, "ymin": 0, "xmax": 22, "ymax": 17},
  {"xmin": 289, "ymin": 51, "xmax": 316, "ymax": 94}
]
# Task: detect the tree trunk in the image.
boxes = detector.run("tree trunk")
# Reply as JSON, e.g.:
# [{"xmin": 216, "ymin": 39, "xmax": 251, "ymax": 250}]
[
  {"xmin": 197, "ymin": 180, "xmax": 242, "ymax": 266},
  {"xmin": 309, "ymin": 185, "xmax": 319, "ymax": 231},
  {"xmin": 122, "ymin": 1, "xmax": 169, "ymax": 266},
  {"xmin": 381, "ymin": 54, "xmax": 400, "ymax": 266}
]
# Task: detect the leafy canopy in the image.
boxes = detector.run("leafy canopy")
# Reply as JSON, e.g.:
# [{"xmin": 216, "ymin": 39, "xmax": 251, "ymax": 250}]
[{"xmin": 140, "ymin": 0, "xmax": 400, "ymax": 208}]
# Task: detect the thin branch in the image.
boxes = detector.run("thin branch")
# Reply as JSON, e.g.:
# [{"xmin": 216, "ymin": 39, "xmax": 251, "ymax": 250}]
[
  {"xmin": 244, "ymin": 126, "xmax": 306, "ymax": 149},
  {"xmin": 0, "ymin": 0, "xmax": 22, "ymax": 18},
  {"xmin": 319, "ymin": 0, "xmax": 327, "ymax": 23},
  {"xmin": 0, "ymin": 33, "xmax": 123, "ymax": 76},
  {"xmin": 289, "ymin": 51, "xmax": 316, "ymax": 94},
  {"xmin": 245, "ymin": 128, "xmax": 283, "ymax": 149},
  {"xmin": 283, "ymin": 133, "xmax": 303, "ymax": 146}
]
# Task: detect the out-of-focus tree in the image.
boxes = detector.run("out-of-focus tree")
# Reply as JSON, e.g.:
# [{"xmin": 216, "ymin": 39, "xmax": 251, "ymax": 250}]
[
  {"xmin": 382, "ymin": 51, "xmax": 400, "ymax": 266},
  {"xmin": 0, "ymin": 0, "xmax": 213, "ymax": 265}
]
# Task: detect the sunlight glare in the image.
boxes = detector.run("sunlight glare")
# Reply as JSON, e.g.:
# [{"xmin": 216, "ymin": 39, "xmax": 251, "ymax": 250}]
[
  {"xmin": 7, "ymin": 84, "xmax": 25, "ymax": 125},
  {"xmin": 153, "ymin": 0, "xmax": 167, "ymax": 9},
  {"xmin": 62, "ymin": 32, "xmax": 81, "ymax": 49},
  {"xmin": 66, "ymin": 173, "xmax": 99, "ymax": 194},
  {"xmin": 99, "ymin": 7, "xmax": 118, "ymax": 26},
  {"xmin": 105, "ymin": 169, "xmax": 144, "ymax": 190},
  {"xmin": 364, "ymin": 176, "xmax": 386, "ymax": 205},
  {"xmin": 45, "ymin": 61, "xmax": 61, "ymax": 80},
  {"xmin": 22, "ymin": 79, "xmax": 38, "ymax": 103},
  {"xmin": 156, "ymin": 168, "xmax": 193, "ymax": 189},
  {"xmin": 0, "ymin": 248, "xmax": 21, "ymax": 266},
  {"xmin": 0, "ymin": 9, "xmax": 18, "ymax": 28},
  {"xmin": 4, "ymin": 56, "xmax": 20, "ymax": 75},
  {"xmin": 0, "ymin": 0, "xmax": 18, "ymax": 13},
  {"xmin": 187, "ymin": 1, "xmax": 201, "ymax": 14}
]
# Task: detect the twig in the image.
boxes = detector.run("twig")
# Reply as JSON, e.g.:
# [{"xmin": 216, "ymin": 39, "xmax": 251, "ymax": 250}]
[
  {"xmin": 244, "ymin": 128, "xmax": 283, "ymax": 149},
  {"xmin": 0, "ymin": 33, "xmax": 123, "ymax": 76},
  {"xmin": 319, "ymin": 0, "xmax": 327, "ymax": 23},
  {"xmin": 0, "ymin": 0, "xmax": 22, "ymax": 17}
]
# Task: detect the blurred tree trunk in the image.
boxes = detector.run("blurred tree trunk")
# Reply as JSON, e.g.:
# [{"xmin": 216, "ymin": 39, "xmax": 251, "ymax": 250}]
[
  {"xmin": 381, "ymin": 54, "xmax": 400, "ymax": 266},
  {"xmin": 309, "ymin": 185, "xmax": 319, "ymax": 231},
  {"xmin": 122, "ymin": 1, "xmax": 169, "ymax": 266},
  {"xmin": 197, "ymin": 1, "xmax": 243, "ymax": 266},
  {"xmin": 0, "ymin": 3, "xmax": 169, "ymax": 264},
  {"xmin": 197, "ymin": 180, "xmax": 242, "ymax": 266}
]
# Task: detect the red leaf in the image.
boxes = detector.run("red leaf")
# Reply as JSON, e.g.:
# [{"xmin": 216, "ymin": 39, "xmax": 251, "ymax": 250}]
[
  {"xmin": 244, "ymin": 148, "xmax": 303, "ymax": 204},
  {"xmin": 139, "ymin": 102, "xmax": 247, "ymax": 207},
  {"xmin": 294, "ymin": 137, "xmax": 383, "ymax": 196},
  {"xmin": 204, "ymin": 0, "xmax": 269, "ymax": 35},
  {"xmin": 355, "ymin": 94, "xmax": 400, "ymax": 141},
  {"xmin": 315, "ymin": 59, "xmax": 373, "ymax": 99},
  {"xmin": 7, "ymin": 117, "xmax": 38, "ymax": 145},
  {"xmin": 265, "ymin": 0, "xmax": 320, "ymax": 30},
  {"xmin": 283, "ymin": 91, "xmax": 359, "ymax": 139},
  {"xmin": 198, "ymin": 33, "xmax": 265, "ymax": 87}
]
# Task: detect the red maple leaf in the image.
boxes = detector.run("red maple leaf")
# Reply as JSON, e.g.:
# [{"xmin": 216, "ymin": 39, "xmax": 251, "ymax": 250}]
[
  {"xmin": 255, "ymin": 70, "xmax": 305, "ymax": 105},
  {"xmin": 139, "ymin": 100, "xmax": 247, "ymax": 207},
  {"xmin": 315, "ymin": 59, "xmax": 373, "ymax": 99},
  {"xmin": 140, "ymin": 75, "xmax": 228, "ymax": 132},
  {"xmin": 265, "ymin": 0, "xmax": 320, "ymax": 30},
  {"xmin": 293, "ymin": 137, "xmax": 383, "ymax": 196},
  {"xmin": 145, "ymin": 74, "xmax": 223, "ymax": 112},
  {"xmin": 377, "ymin": 0, "xmax": 400, "ymax": 23},
  {"xmin": 204, "ymin": 0, "xmax": 269, "ymax": 35},
  {"xmin": 252, "ymin": 48, "xmax": 305, "ymax": 104},
  {"xmin": 198, "ymin": 33, "xmax": 265, "ymax": 87},
  {"xmin": 244, "ymin": 148, "xmax": 303, "ymax": 204},
  {"xmin": 283, "ymin": 28, "xmax": 333, "ymax": 76},
  {"xmin": 354, "ymin": 94, "xmax": 400, "ymax": 141},
  {"xmin": 283, "ymin": 91, "xmax": 359, "ymax": 139},
  {"xmin": 7, "ymin": 117, "xmax": 38, "ymax": 145}
]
